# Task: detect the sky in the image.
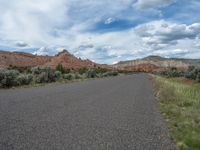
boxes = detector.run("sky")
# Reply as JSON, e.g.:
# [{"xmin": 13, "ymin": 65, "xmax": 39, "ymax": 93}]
[{"xmin": 0, "ymin": 0, "xmax": 200, "ymax": 64}]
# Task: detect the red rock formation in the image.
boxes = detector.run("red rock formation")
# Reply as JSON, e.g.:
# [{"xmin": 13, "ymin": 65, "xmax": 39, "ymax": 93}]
[
  {"xmin": 0, "ymin": 50, "xmax": 107, "ymax": 69},
  {"xmin": 114, "ymin": 55, "xmax": 200, "ymax": 72},
  {"xmin": 44, "ymin": 50, "xmax": 97, "ymax": 69},
  {"xmin": 118, "ymin": 63, "xmax": 162, "ymax": 72},
  {"xmin": 0, "ymin": 51, "xmax": 52, "ymax": 68}
]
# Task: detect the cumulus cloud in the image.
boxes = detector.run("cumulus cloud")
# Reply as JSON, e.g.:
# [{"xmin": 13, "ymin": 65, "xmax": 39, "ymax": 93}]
[
  {"xmin": 133, "ymin": 0, "xmax": 175, "ymax": 9},
  {"xmin": 0, "ymin": 0, "xmax": 200, "ymax": 63},
  {"xmin": 194, "ymin": 37, "xmax": 200, "ymax": 48},
  {"xmin": 69, "ymin": 30, "xmax": 141, "ymax": 64},
  {"xmin": 33, "ymin": 45, "xmax": 68, "ymax": 56},
  {"xmin": 134, "ymin": 20, "xmax": 200, "ymax": 50},
  {"xmin": 153, "ymin": 49, "xmax": 189, "ymax": 57},
  {"xmin": 78, "ymin": 44, "xmax": 94, "ymax": 50},
  {"xmin": 15, "ymin": 41, "xmax": 28, "ymax": 47},
  {"xmin": 105, "ymin": 18, "xmax": 115, "ymax": 24},
  {"xmin": 0, "ymin": 0, "xmax": 68, "ymax": 46}
]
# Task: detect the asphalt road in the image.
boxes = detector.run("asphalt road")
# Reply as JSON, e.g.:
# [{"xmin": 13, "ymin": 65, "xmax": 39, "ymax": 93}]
[{"xmin": 0, "ymin": 74, "xmax": 176, "ymax": 150}]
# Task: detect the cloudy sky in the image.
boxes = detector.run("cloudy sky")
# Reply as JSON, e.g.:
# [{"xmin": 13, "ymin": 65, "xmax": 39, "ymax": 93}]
[{"xmin": 0, "ymin": 0, "xmax": 200, "ymax": 64}]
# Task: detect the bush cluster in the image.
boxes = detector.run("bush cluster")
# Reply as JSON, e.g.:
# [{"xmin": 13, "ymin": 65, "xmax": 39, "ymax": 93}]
[
  {"xmin": 102, "ymin": 71, "xmax": 119, "ymax": 77},
  {"xmin": 0, "ymin": 69, "xmax": 20, "ymax": 87},
  {"xmin": 158, "ymin": 68, "xmax": 184, "ymax": 78},
  {"xmin": 16, "ymin": 74, "xmax": 33, "ymax": 85},
  {"xmin": 31, "ymin": 67, "xmax": 61, "ymax": 83},
  {"xmin": 158, "ymin": 66, "xmax": 200, "ymax": 82},
  {"xmin": 184, "ymin": 66, "xmax": 200, "ymax": 82},
  {"xmin": 63, "ymin": 73, "xmax": 75, "ymax": 80},
  {"xmin": 0, "ymin": 64, "xmax": 125, "ymax": 88}
]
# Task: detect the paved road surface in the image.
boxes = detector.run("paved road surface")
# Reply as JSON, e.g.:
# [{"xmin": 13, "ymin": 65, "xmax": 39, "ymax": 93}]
[{"xmin": 0, "ymin": 74, "xmax": 175, "ymax": 150}]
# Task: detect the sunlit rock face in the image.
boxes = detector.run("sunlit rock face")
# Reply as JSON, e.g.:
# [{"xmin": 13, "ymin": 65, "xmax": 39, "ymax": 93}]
[
  {"xmin": 114, "ymin": 56, "xmax": 200, "ymax": 72},
  {"xmin": 0, "ymin": 49, "xmax": 107, "ymax": 69}
]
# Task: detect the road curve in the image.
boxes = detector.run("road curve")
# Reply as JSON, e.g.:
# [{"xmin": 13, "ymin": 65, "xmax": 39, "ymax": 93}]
[{"xmin": 0, "ymin": 74, "xmax": 176, "ymax": 150}]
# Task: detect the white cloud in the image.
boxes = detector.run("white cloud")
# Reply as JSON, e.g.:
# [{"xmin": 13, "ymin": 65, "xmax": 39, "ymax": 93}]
[
  {"xmin": 0, "ymin": 0, "xmax": 68, "ymax": 46},
  {"xmin": 105, "ymin": 18, "xmax": 115, "ymax": 24},
  {"xmin": 134, "ymin": 20, "xmax": 200, "ymax": 50},
  {"xmin": 0, "ymin": 0, "xmax": 200, "ymax": 64},
  {"xmin": 51, "ymin": 28, "xmax": 143, "ymax": 64},
  {"xmin": 133, "ymin": 0, "xmax": 175, "ymax": 9},
  {"xmin": 15, "ymin": 41, "xmax": 28, "ymax": 47},
  {"xmin": 153, "ymin": 49, "xmax": 189, "ymax": 56},
  {"xmin": 33, "ymin": 46, "xmax": 59, "ymax": 56},
  {"xmin": 194, "ymin": 37, "xmax": 200, "ymax": 48}
]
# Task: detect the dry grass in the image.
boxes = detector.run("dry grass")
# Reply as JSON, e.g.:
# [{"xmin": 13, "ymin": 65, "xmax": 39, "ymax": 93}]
[{"xmin": 153, "ymin": 76, "xmax": 200, "ymax": 150}]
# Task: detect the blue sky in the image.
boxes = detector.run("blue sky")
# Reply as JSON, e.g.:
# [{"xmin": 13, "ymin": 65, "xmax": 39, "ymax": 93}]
[{"xmin": 0, "ymin": 0, "xmax": 200, "ymax": 64}]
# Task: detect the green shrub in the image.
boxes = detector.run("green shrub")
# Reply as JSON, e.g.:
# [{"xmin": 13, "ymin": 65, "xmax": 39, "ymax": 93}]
[
  {"xmin": 185, "ymin": 69, "xmax": 196, "ymax": 80},
  {"xmin": 157, "ymin": 66, "xmax": 200, "ymax": 83},
  {"xmin": 93, "ymin": 67, "xmax": 109, "ymax": 74},
  {"xmin": 0, "ymin": 66, "xmax": 122, "ymax": 88},
  {"xmin": 55, "ymin": 71, "xmax": 62, "ymax": 79},
  {"xmin": 34, "ymin": 72, "xmax": 48, "ymax": 83},
  {"xmin": 65, "ymin": 68, "xmax": 71, "ymax": 74},
  {"xmin": 56, "ymin": 64, "xmax": 64, "ymax": 73},
  {"xmin": 102, "ymin": 72, "xmax": 110, "ymax": 77},
  {"xmin": 78, "ymin": 68, "xmax": 88, "ymax": 74},
  {"xmin": 118, "ymin": 70, "xmax": 130, "ymax": 74},
  {"xmin": 110, "ymin": 71, "xmax": 119, "ymax": 76},
  {"xmin": 8, "ymin": 65, "xmax": 30, "ymax": 73},
  {"xmin": 188, "ymin": 66, "xmax": 195, "ymax": 72},
  {"xmin": 63, "ymin": 73, "xmax": 75, "ymax": 80},
  {"xmin": 46, "ymin": 68, "xmax": 58, "ymax": 82},
  {"xmin": 196, "ymin": 72, "xmax": 200, "ymax": 82},
  {"xmin": 167, "ymin": 70, "xmax": 184, "ymax": 78},
  {"xmin": 0, "ymin": 69, "xmax": 4, "ymax": 81},
  {"xmin": 0, "ymin": 69, "xmax": 19, "ymax": 87},
  {"xmin": 185, "ymin": 66, "xmax": 200, "ymax": 81},
  {"xmin": 81, "ymin": 73, "xmax": 87, "ymax": 79},
  {"xmin": 31, "ymin": 67, "xmax": 42, "ymax": 75},
  {"xmin": 102, "ymin": 71, "xmax": 119, "ymax": 77},
  {"xmin": 75, "ymin": 73, "xmax": 82, "ymax": 79},
  {"xmin": 31, "ymin": 67, "xmax": 61, "ymax": 83},
  {"xmin": 86, "ymin": 70, "xmax": 97, "ymax": 78},
  {"xmin": 16, "ymin": 74, "xmax": 33, "ymax": 85}
]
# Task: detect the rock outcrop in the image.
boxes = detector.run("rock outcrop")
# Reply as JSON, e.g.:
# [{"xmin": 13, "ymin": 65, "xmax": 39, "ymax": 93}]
[
  {"xmin": 0, "ymin": 50, "xmax": 105, "ymax": 69},
  {"xmin": 114, "ymin": 56, "xmax": 200, "ymax": 72},
  {"xmin": 0, "ymin": 51, "xmax": 52, "ymax": 68},
  {"xmin": 1, "ymin": 50, "xmax": 199, "ymax": 72}
]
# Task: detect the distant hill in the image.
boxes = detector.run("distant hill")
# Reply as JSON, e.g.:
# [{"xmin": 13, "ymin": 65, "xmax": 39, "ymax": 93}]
[
  {"xmin": 0, "ymin": 50, "xmax": 107, "ymax": 69},
  {"xmin": 1, "ymin": 51, "xmax": 199, "ymax": 72},
  {"xmin": 113, "ymin": 56, "xmax": 200, "ymax": 72}
]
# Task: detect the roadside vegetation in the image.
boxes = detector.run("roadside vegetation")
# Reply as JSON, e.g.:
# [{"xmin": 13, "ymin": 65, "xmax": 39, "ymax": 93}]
[
  {"xmin": 153, "ymin": 75, "xmax": 200, "ymax": 150},
  {"xmin": 157, "ymin": 66, "xmax": 200, "ymax": 82},
  {"xmin": 0, "ymin": 64, "xmax": 130, "ymax": 88}
]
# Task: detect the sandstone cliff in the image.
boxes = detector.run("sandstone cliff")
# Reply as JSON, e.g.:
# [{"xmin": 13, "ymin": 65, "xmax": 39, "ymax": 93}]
[
  {"xmin": 0, "ymin": 50, "xmax": 104, "ymax": 69},
  {"xmin": 114, "ymin": 56, "xmax": 200, "ymax": 72}
]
